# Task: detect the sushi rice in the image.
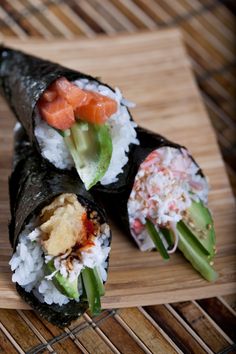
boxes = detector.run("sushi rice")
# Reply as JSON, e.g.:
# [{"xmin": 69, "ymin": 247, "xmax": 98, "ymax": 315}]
[
  {"xmin": 128, "ymin": 146, "xmax": 209, "ymax": 251},
  {"xmin": 9, "ymin": 215, "xmax": 110, "ymax": 306},
  {"xmin": 35, "ymin": 79, "xmax": 139, "ymax": 185}
]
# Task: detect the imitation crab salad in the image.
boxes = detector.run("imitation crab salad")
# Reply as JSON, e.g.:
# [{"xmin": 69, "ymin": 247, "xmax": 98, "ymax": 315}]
[{"xmin": 128, "ymin": 146, "xmax": 217, "ymax": 281}]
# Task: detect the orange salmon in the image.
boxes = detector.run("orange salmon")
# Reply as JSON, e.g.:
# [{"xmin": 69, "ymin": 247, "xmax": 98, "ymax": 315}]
[
  {"xmin": 39, "ymin": 96, "xmax": 75, "ymax": 130},
  {"xmin": 38, "ymin": 77, "xmax": 117, "ymax": 129}
]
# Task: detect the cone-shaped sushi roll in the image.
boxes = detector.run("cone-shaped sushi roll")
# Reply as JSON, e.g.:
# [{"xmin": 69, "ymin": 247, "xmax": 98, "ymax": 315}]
[
  {"xmin": 0, "ymin": 46, "xmax": 138, "ymax": 190},
  {"xmin": 96, "ymin": 127, "xmax": 217, "ymax": 282},
  {"xmin": 9, "ymin": 125, "xmax": 111, "ymax": 327}
]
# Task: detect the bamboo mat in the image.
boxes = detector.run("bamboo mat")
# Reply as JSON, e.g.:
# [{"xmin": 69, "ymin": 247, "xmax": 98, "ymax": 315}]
[{"xmin": 0, "ymin": 1, "xmax": 235, "ymax": 353}]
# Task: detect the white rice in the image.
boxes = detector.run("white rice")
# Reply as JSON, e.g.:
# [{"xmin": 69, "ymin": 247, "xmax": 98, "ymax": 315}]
[
  {"xmin": 34, "ymin": 117, "xmax": 73, "ymax": 170},
  {"xmin": 34, "ymin": 79, "xmax": 139, "ymax": 185},
  {"xmin": 127, "ymin": 147, "xmax": 209, "ymax": 251},
  {"xmin": 9, "ymin": 217, "xmax": 111, "ymax": 306}
]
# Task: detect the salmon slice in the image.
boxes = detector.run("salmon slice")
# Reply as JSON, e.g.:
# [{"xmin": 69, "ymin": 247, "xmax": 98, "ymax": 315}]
[
  {"xmin": 86, "ymin": 91, "xmax": 118, "ymax": 117},
  {"xmin": 53, "ymin": 77, "xmax": 89, "ymax": 109},
  {"xmin": 38, "ymin": 77, "xmax": 117, "ymax": 129},
  {"xmin": 41, "ymin": 88, "xmax": 57, "ymax": 102},
  {"xmin": 75, "ymin": 91, "xmax": 117, "ymax": 124},
  {"xmin": 39, "ymin": 96, "xmax": 75, "ymax": 130}
]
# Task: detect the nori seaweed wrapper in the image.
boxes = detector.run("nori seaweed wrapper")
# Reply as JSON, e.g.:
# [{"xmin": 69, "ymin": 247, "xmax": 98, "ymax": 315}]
[
  {"xmin": 0, "ymin": 45, "xmax": 127, "ymax": 153},
  {"xmin": 9, "ymin": 126, "xmax": 111, "ymax": 327},
  {"xmin": 94, "ymin": 126, "xmax": 203, "ymax": 236}
]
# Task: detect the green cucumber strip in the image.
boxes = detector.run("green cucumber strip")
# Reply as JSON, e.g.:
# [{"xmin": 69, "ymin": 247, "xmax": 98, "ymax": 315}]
[
  {"xmin": 161, "ymin": 228, "xmax": 174, "ymax": 247},
  {"xmin": 177, "ymin": 221, "xmax": 218, "ymax": 282},
  {"xmin": 183, "ymin": 201, "xmax": 215, "ymax": 259},
  {"xmin": 81, "ymin": 267, "xmax": 101, "ymax": 316},
  {"xmin": 64, "ymin": 121, "xmax": 112, "ymax": 190},
  {"xmin": 79, "ymin": 274, "xmax": 87, "ymax": 301},
  {"xmin": 93, "ymin": 267, "xmax": 105, "ymax": 296},
  {"xmin": 145, "ymin": 219, "xmax": 170, "ymax": 260}
]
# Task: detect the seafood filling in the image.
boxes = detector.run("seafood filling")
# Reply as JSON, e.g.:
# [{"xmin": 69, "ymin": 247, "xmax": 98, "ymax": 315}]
[{"xmin": 127, "ymin": 147, "xmax": 208, "ymax": 251}]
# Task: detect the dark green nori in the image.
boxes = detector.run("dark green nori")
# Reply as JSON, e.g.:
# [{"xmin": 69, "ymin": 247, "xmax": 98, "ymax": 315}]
[
  {"xmin": 9, "ymin": 127, "xmax": 111, "ymax": 327},
  {"xmin": 93, "ymin": 126, "xmax": 203, "ymax": 237},
  {"xmin": 16, "ymin": 284, "xmax": 88, "ymax": 328}
]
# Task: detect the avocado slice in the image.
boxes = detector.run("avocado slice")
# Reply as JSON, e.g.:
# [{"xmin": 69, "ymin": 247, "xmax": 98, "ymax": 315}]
[
  {"xmin": 182, "ymin": 200, "xmax": 215, "ymax": 259},
  {"xmin": 63, "ymin": 121, "xmax": 112, "ymax": 190},
  {"xmin": 45, "ymin": 260, "xmax": 80, "ymax": 299}
]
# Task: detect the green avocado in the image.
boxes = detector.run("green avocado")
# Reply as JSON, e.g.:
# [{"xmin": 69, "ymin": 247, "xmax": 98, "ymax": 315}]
[
  {"xmin": 45, "ymin": 260, "xmax": 80, "ymax": 299},
  {"xmin": 63, "ymin": 120, "xmax": 112, "ymax": 190},
  {"xmin": 182, "ymin": 200, "xmax": 215, "ymax": 259}
]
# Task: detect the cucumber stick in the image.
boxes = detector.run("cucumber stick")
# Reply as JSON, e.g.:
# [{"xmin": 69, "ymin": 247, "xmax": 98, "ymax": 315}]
[
  {"xmin": 145, "ymin": 219, "xmax": 170, "ymax": 260},
  {"xmin": 81, "ymin": 267, "xmax": 104, "ymax": 316},
  {"xmin": 148, "ymin": 200, "xmax": 217, "ymax": 282},
  {"xmin": 177, "ymin": 221, "xmax": 218, "ymax": 282},
  {"xmin": 183, "ymin": 200, "xmax": 215, "ymax": 259},
  {"xmin": 93, "ymin": 267, "xmax": 105, "ymax": 296}
]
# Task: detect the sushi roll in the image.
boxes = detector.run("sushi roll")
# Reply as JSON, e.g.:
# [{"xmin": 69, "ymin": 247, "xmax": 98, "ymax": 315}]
[
  {"xmin": 97, "ymin": 127, "xmax": 217, "ymax": 282},
  {"xmin": 9, "ymin": 126, "xmax": 111, "ymax": 327},
  {"xmin": 0, "ymin": 46, "xmax": 138, "ymax": 190}
]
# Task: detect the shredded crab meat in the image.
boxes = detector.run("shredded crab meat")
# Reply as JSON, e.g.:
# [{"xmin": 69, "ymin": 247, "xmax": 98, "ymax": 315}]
[{"xmin": 128, "ymin": 147, "xmax": 208, "ymax": 252}]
